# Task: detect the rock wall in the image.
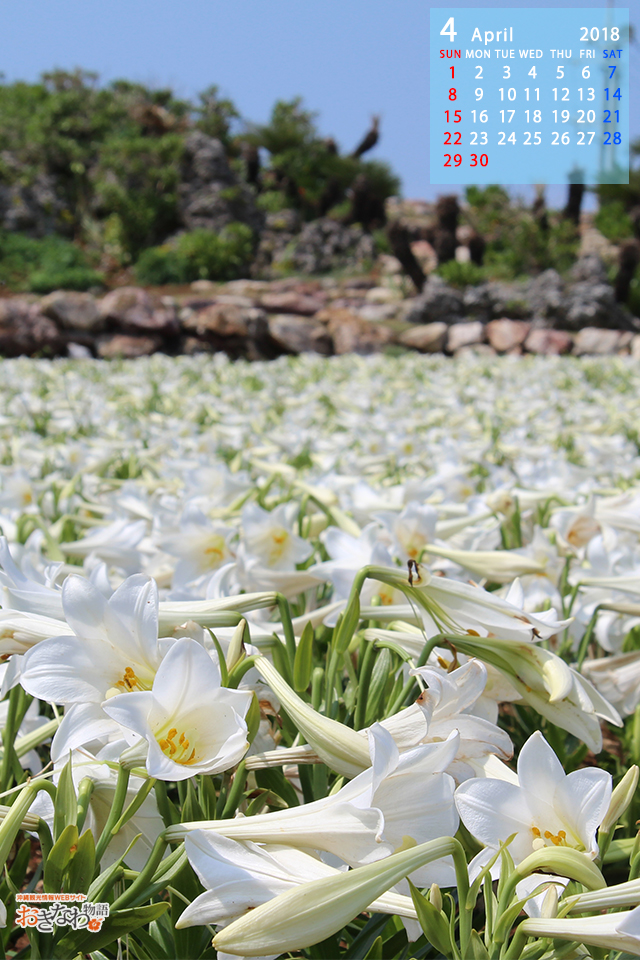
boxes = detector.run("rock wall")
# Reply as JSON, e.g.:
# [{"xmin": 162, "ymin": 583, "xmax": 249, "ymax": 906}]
[{"xmin": 1, "ymin": 261, "xmax": 639, "ymax": 360}]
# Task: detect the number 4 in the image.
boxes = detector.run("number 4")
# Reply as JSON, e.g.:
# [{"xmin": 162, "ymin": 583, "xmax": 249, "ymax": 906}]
[
  {"xmin": 440, "ymin": 16, "xmax": 456, "ymax": 41},
  {"xmin": 528, "ymin": 67, "xmax": 537, "ymax": 78}
]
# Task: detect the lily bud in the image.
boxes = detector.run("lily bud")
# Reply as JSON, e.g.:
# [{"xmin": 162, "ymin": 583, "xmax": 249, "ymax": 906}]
[
  {"xmin": 421, "ymin": 544, "xmax": 546, "ymax": 583},
  {"xmin": 540, "ymin": 883, "xmax": 558, "ymax": 919},
  {"xmin": 566, "ymin": 877, "xmax": 640, "ymax": 912},
  {"xmin": 429, "ymin": 882, "xmax": 442, "ymax": 912},
  {"xmin": 521, "ymin": 905, "xmax": 640, "ymax": 954},
  {"xmin": 600, "ymin": 765, "xmax": 639, "ymax": 834},
  {"xmin": 158, "ymin": 593, "xmax": 278, "ymax": 632},
  {"xmin": 226, "ymin": 618, "xmax": 247, "ymax": 672},
  {"xmin": 255, "ymin": 656, "xmax": 370, "ymax": 777},
  {"xmin": 213, "ymin": 836, "xmax": 458, "ymax": 957}
]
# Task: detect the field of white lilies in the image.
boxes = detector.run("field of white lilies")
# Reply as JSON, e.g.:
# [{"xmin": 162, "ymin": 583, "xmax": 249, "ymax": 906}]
[{"xmin": 1, "ymin": 351, "xmax": 640, "ymax": 959}]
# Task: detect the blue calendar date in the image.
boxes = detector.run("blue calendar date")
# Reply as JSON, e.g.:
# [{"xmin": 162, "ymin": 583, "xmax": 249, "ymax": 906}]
[{"xmin": 430, "ymin": 8, "xmax": 629, "ymax": 185}]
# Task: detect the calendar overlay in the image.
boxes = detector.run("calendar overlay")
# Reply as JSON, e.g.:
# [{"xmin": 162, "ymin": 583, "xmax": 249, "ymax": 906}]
[{"xmin": 430, "ymin": 8, "xmax": 629, "ymax": 185}]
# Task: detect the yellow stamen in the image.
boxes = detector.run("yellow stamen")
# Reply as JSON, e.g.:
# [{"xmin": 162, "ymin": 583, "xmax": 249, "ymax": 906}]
[{"xmin": 156, "ymin": 726, "xmax": 200, "ymax": 765}]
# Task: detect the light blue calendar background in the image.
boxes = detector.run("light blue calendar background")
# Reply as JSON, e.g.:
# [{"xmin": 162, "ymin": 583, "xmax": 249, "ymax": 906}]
[{"xmin": 430, "ymin": 8, "xmax": 629, "ymax": 185}]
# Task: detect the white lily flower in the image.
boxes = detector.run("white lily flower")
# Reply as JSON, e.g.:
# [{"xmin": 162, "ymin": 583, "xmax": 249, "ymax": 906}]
[
  {"xmin": 103, "ymin": 638, "xmax": 252, "ymax": 780},
  {"xmin": 520, "ymin": 903, "xmax": 640, "ymax": 954},
  {"xmin": 0, "ymin": 536, "xmax": 64, "ymax": 618},
  {"xmin": 367, "ymin": 565, "xmax": 571, "ymax": 643},
  {"xmin": 581, "ymin": 650, "xmax": 640, "ymax": 717},
  {"xmin": 19, "ymin": 573, "xmax": 173, "ymax": 704},
  {"xmin": 455, "ymin": 731, "xmax": 611, "ymax": 875},
  {"xmin": 176, "ymin": 832, "xmax": 419, "ymax": 930},
  {"xmin": 212, "ymin": 834, "xmax": 460, "ymax": 957},
  {"xmin": 158, "ymin": 502, "xmax": 236, "ymax": 585},
  {"xmin": 373, "ymin": 502, "xmax": 438, "ymax": 562},
  {"xmin": 0, "ymin": 610, "xmax": 69, "ymax": 657},
  {"xmin": 167, "ymin": 723, "xmax": 458, "ymax": 876},
  {"xmin": 239, "ymin": 502, "xmax": 312, "ymax": 570}
]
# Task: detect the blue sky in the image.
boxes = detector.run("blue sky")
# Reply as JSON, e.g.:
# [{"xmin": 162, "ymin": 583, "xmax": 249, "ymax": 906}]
[{"xmin": 2, "ymin": 1, "xmax": 638, "ymax": 209}]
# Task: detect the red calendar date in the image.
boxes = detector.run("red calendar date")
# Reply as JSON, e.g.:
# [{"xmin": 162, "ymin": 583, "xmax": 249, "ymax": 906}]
[{"xmin": 443, "ymin": 154, "xmax": 489, "ymax": 167}]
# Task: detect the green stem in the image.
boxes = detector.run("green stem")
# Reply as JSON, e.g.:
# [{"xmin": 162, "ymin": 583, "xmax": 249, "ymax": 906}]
[
  {"xmin": 94, "ymin": 765, "xmax": 130, "ymax": 863},
  {"xmin": 276, "ymin": 594, "xmax": 297, "ymax": 668},
  {"xmin": 450, "ymin": 838, "xmax": 472, "ymax": 958},
  {"xmin": 1, "ymin": 686, "xmax": 29, "ymax": 791},
  {"xmin": 576, "ymin": 603, "xmax": 602, "ymax": 671},
  {"xmin": 221, "ymin": 761, "xmax": 247, "ymax": 819},
  {"xmin": 502, "ymin": 924, "xmax": 528, "ymax": 960},
  {"xmin": 110, "ymin": 777, "xmax": 156, "ymax": 836},
  {"xmin": 111, "ymin": 834, "xmax": 168, "ymax": 910},
  {"xmin": 76, "ymin": 777, "xmax": 95, "ymax": 834},
  {"xmin": 354, "ymin": 638, "xmax": 376, "ymax": 730},
  {"xmin": 0, "ymin": 779, "xmax": 56, "ymax": 868}
]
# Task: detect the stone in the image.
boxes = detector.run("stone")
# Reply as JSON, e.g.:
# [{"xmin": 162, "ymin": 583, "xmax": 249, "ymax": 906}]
[
  {"xmin": 0, "ymin": 165, "xmax": 66, "ymax": 237},
  {"xmin": 447, "ymin": 321, "xmax": 485, "ymax": 353},
  {"xmin": 463, "ymin": 283, "xmax": 493, "ymax": 323},
  {"xmin": 66, "ymin": 342, "xmax": 93, "ymax": 359},
  {"xmin": 398, "ymin": 322, "xmax": 448, "ymax": 353},
  {"xmin": 182, "ymin": 302, "xmax": 248, "ymax": 337},
  {"xmin": 485, "ymin": 281, "xmax": 531, "ymax": 319},
  {"xmin": 40, "ymin": 291, "xmax": 103, "ymax": 332},
  {"xmin": 486, "ymin": 319, "xmax": 531, "ymax": 353},
  {"xmin": 402, "ymin": 276, "xmax": 464, "ymax": 325},
  {"xmin": 267, "ymin": 314, "xmax": 333, "ymax": 355},
  {"xmin": 99, "ymin": 287, "xmax": 179, "ymax": 335},
  {"xmin": 573, "ymin": 327, "xmax": 632, "ymax": 356},
  {"xmin": 325, "ymin": 310, "xmax": 394, "ymax": 355},
  {"xmin": 562, "ymin": 281, "xmax": 628, "ymax": 330},
  {"xmin": 364, "ymin": 286, "xmax": 403, "ymax": 304},
  {"xmin": 409, "ymin": 240, "xmax": 438, "ymax": 274},
  {"xmin": 213, "ymin": 295, "xmax": 256, "ymax": 308},
  {"xmin": 190, "ymin": 280, "xmax": 218, "ymax": 293},
  {"xmin": 524, "ymin": 328, "xmax": 573, "ymax": 355},
  {"xmin": 0, "ymin": 299, "xmax": 62, "ymax": 357},
  {"xmin": 527, "ymin": 270, "xmax": 564, "ymax": 320},
  {"xmin": 178, "ymin": 132, "xmax": 263, "ymax": 235},
  {"xmin": 570, "ymin": 254, "xmax": 608, "ymax": 283},
  {"xmin": 579, "ymin": 226, "xmax": 619, "ymax": 266},
  {"xmin": 260, "ymin": 291, "xmax": 326, "ymax": 315},
  {"xmin": 631, "ymin": 334, "xmax": 640, "ymax": 360},
  {"xmin": 455, "ymin": 343, "xmax": 496, "ymax": 356},
  {"xmin": 356, "ymin": 303, "xmax": 399, "ymax": 322},
  {"xmin": 377, "ymin": 254, "xmax": 403, "ymax": 276},
  {"xmin": 284, "ymin": 218, "xmax": 376, "ymax": 275},
  {"xmin": 97, "ymin": 335, "xmax": 161, "ymax": 359},
  {"xmin": 182, "ymin": 337, "xmax": 215, "ymax": 355}
]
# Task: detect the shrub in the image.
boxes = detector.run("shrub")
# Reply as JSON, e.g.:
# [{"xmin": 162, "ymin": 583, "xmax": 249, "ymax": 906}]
[
  {"xmin": 135, "ymin": 224, "xmax": 254, "ymax": 285},
  {"xmin": 0, "ymin": 232, "xmax": 103, "ymax": 291},
  {"xmin": 436, "ymin": 260, "xmax": 485, "ymax": 287},
  {"xmin": 594, "ymin": 200, "xmax": 634, "ymax": 243}
]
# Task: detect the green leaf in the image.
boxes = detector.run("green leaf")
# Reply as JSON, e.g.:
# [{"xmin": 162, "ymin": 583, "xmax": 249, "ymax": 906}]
[
  {"xmin": 57, "ymin": 901, "xmax": 170, "ymax": 956},
  {"xmin": 181, "ymin": 779, "xmax": 204, "ymax": 823},
  {"xmin": 221, "ymin": 761, "xmax": 247, "ymax": 818},
  {"xmin": 53, "ymin": 755, "xmax": 77, "ymax": 841},
  {"xmin": 245, "ymin": 789, "xmax": 288, "ymax": 816},
  {"xmin": 245, "ymin": 691, "xmax": 261, "ymax": 746},
  {"xmin": 43, "ymin": 823, "xmax": 78, "ymax": 893},
  {"xmin": 65, "ymin": 828, "xmax": 96, "ymax": 895},
  {"xmin": 293, "ymin": 620, "xmax": 314, "ymax": 692},
  {"xmin": 8, "ymin": 837, "xmax": 31, "ymax": 890},
  {"xmin": 363, "ymin": 934, "xmax": 383, "ymax": 959},
  {"xmin": 255, "ymin": 767, "xmax": 300, "ymax": 808},
  {"xmin": 469, "ymin": 929, "xmax": 490, "ymax": 959},
  {"xmin": 206, "ymin": 629, "xmax": 229, "ymax": 686},
  {"xmin": 365, "ymin": 647, "xmax": 394, "ymax": 726},
  {"xmin": 409, "ymin": 879, "xmax": 453, "ymax": 958}
]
